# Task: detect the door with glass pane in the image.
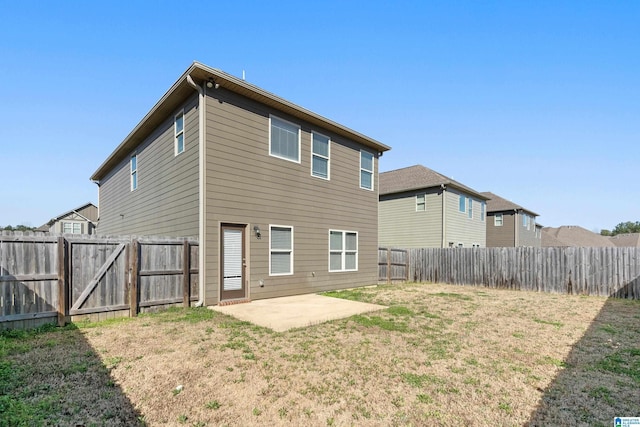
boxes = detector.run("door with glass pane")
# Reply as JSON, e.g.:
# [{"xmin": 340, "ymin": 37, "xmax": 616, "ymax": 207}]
[{"xmin": 220, "ymin": 224, "xmax": 246, "ymax": 300}]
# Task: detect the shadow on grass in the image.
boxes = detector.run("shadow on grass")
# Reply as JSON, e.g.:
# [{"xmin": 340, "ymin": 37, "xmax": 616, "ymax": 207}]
[
  {"xmin": 0, "ymin": 322, "xmax": 144, "ymax": 426},
  {"xmin": 528, "ymin": 288, "xmax": 640, "ymax": 426}
]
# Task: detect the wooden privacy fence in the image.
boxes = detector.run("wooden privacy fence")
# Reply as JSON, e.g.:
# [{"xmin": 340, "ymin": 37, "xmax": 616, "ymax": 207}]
[
  {"xmin": 402, "ymin": 246, "xmax": 640, "ymax": 299},
  {"xmin": 1, "ymin": 233, "xmax": 199, "ymax": 330},
  {"xmin": 378, "ymin": 248, "xmax": 408, "ymax": 283}
]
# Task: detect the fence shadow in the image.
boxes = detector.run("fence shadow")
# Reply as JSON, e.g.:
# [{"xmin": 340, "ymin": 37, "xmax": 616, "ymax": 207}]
[
  {"xmin": 1, "ymin": 322, "xmax": 144, "ymax": 426},
  {"xmin": 527, "ymin": 282, "xmax": 640, "ymax": 426}
]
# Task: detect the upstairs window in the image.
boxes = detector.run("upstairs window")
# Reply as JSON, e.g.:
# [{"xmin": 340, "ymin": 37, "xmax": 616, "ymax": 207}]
[
  {"xmin": 459, "ymin": 195, "xmax": 466, "ymax": 213},
  {"xmin": 175, "ymin": 111, "xmax": 184, "ymax": 155},
  {"xmin": 130, "ymin": 154, "xmax": 138, "ymax": 191},
  {"xmin": 270, "ymin": 116, "xmax": 300, "ymax": 163},
  {"xmin": 495, "ymin": 213, "xmax": 503, "ymax": 227},
  {"xmin": 329, "ymin": 230, "xmax": 358, "ymax": 272},
  {"xmin": 360, "ymin": 151, "xmax": 374, "ymax": 190},
  {"xmin": 62, "ymin": 222, "xmax": 82, "ymax": 234},
  {"xmin": 481, "ymin": 202, "xmax": 486, "ymax": 221},
  {"xmin": 416, "ymin": 194, "xmax": 426, "ymax": 211},
  {"xmin": 311, "ymin": 132, "xmax": 330, "ymax": 179},
  {"xmin": 270, "ymin": 226, "xmax": 293, "ymax": 275},
  {"xmin": 468, "ymin": 197, "xmax": 473, "ymax": 219}
]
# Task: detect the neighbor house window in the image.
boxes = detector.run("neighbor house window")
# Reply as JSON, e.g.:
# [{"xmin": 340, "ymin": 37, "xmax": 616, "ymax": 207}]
[
  {"xmin": 311, "ymin": 132, "xmax": 330, "ymax": 179},
  {"xmin": 62, "ymin": 222, "xmax": 82, "ymax": 234},
  {"xmin": 468, "ymin": 197, "xmax": 473, "ymax": 219},
  {"xmin": 270, "ymin": 116, "xmax": 300, "ymax": 162},
  {"xmin": 270, "ymin": 225, "xmax": 293, "ymax": 275},
  {"xmin": 175, "ymin": 111, "xmax": 184, "ymax": 155},
  {"xmin": 130, "ymin": 154, "xmax": 138, "ymax": 191},
  {"xmin": 495, "ymin": 213, "xmax": 503, "ymax": 226},
  {"xmin": 416, "ymin": 194, "xmax": 426, "ymax": 211},
  {"xmin": 360, "ymin": 151, "xmax": 374, "ymax": 190},
  {"xmin": 459, "ymin": 195, "xmax": 466, "ymax": 213},
  {"xmin": 481, "ymin": 202, "xmax": 486, "ymax": 221},
  {"xmin": 329, "ymin": 230, "xmax": 358, "ymax": 272}
]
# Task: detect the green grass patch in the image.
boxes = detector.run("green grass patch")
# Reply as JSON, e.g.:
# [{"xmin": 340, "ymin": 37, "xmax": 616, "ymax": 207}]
[
  {"xmin": 351, "ymin": 315, "xmax": 408, "ymax": 332},
  {"xmin": 597, "ymin": 348, "xmax": 640, "ymax": 383},
  {"xmin": 431, "ymin": 292, "xmax": 472, "ymax": 301},
  {"xmin": 322, "ymin": 289, "xmax": 374, "ymax": 303},
  {"xmin": 533, "ymin": 318, "xmax": 564, "ymax": 329},
  {"xmin": 402, "ymin": 373, "xmax": 445, "ymax": 387},
  {"xmin": 386, "ymin": 306, "xmax": 414, "ymax": 316},
  {"xmin": 150, "ymin": 307, "xmax": 217, "ymax": 323}
]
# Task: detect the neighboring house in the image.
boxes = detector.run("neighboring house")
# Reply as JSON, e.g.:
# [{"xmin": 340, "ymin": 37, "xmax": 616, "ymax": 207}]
[
  {"xmin": 90, "ymin": 61, "xmax": 391, "ymax": 306},
  {"xmin": 481, "ymin": 192, "xmax": 541, "ymax": 247},
  {"xmin": 609, "ymin": 233, "xmax": 640, "ymax": 247},
  {"xmin": 38, "ymin": 202, "xmax": 98, "ymax": 235},
  {"xmin": 379, "ymin": 165, "xmax": 489, "ymax": 248},
  {"xmin": 542, "ymin": 226, "xmax": 616, "ymax": 247}
]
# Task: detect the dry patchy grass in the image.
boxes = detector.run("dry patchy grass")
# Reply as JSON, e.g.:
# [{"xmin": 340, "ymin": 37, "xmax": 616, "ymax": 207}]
[{"xmin": 1, "ymin": 283, "xmax": 639, "ymax": 426}]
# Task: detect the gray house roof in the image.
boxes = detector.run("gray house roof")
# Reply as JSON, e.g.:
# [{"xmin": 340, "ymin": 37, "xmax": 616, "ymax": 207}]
[
  {"xmin": 91, "ymin": 61, "xmax": 391, "ymax": 182},
  {"xmin": 609, "ymin": 233, "xmax": 640, "ymax": 247},
  {"xmin": 542, "ymin": 226, "xmax": 615, "ymax": 247},
  {"xmin": 379, "ymin": 165, "xmax": 488, "ymax": 199},
  {"xmin": 480, "ymin": 192, "xmax": 539, "ymax": 216},
  {"xmin": 44, "ymin": 202, "xmax": 98, "ymax": 226}
]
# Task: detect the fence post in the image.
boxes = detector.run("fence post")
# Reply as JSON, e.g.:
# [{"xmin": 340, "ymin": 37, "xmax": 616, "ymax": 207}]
[
  {"xmin": 387, "ymin": 248, "xmax": 391, "ymax": 284},
  {"xmin": 130, "ymin": 239, "xmax": 139, "ymax": 317},
  {"xmin": 57, "ymin": 237, "xmax": 68, "ymax": 327},
  {"xmin": 183, "ymin": 240, "xmax": 191, "ymax": 308}
]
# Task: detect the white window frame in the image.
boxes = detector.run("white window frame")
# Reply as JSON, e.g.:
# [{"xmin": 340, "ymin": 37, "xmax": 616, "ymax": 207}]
[
  {"xmin": 130, "ymin": 153, "xmax": 138, "ymax": 191},
  {"xmin": 329, "ymin": 230, "xmax": 358, "ymax": 272},
  {"xmin": 495, "ymin": 213, "xmax": 503, "ymax": 227},
  {"xmin": 311, "ymin": 131, "xmax": 330, "ymax": 180},
  {"xmin": 175, "ymin": 110, "xmax": 185, "ymax": 156},
  {"xmin": 269, "ymin": 115, "xmax": 301, "ymax": 163},
  {"xmin": 459, "ymin": 195, "xmax": 466, "ymax": 213},
  {"xmin": 360, "ymin": 150, "xmax": 374, "ymax": 190},
  {"xmin": 481, "ymin": 202, "xmax": 485, "ymax": 222},
  {"xmin": 62, "ymin": 222, "xmax": 82, "ymax": 234},
  {"xmin": 468, "ymin": 197, "xmax": 473, "ymax": 219},
  {"xmin": 269, "ymin": 225, "xmax": 294, "ymax": 276},
  {"xmin": 416, "ymin": 193, "xmax": 426, "ymax": 211}
]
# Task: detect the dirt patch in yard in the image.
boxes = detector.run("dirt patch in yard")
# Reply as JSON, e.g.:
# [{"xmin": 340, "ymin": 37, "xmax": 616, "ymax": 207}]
[{"xmin": 2, "ymin": 283, "xmax": 639, "ymax": 426}]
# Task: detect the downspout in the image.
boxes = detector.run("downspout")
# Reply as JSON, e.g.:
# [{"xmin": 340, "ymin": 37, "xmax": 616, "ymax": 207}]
[
  {"xmin": 187, "ymin": 74, "xmax": 206, "ymax": 307},
  {"xmin": 441, "ymin": 184, "xmax": 446, "ymax": 247}
]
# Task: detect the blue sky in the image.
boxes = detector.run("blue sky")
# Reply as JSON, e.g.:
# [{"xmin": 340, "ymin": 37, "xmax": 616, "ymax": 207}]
[{"xmin": 1, "ymin": 1, "xmax": 638, "ymax": 232}]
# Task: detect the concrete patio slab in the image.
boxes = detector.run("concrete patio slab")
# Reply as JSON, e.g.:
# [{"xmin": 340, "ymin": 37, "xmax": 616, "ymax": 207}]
[{"xmin": 210, "ymin": 293, "xmax": 386, "ymax": 332}]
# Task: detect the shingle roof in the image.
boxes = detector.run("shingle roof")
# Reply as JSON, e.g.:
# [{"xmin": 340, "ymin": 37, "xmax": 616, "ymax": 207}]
[
  {"xmin": 379, "ymin": 165, "xmax": 487, "ymax": 199},
  {"xmin": 609, "ymin": 233, "xmax": 640, "ymax": 247},
  {"xmin": 542, "ymin": 226, "xmax": 616, "ymax": 247},
  {"xmin": 480, "ymin": 192, "xmax": 539, "ymax": 216}
]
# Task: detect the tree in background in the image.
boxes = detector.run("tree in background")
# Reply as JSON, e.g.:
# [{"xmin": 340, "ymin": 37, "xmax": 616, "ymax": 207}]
[
  {"xmin": 601, "ymin": 221, "xmax": 640, "ymax": 236},
  {"xmin": 0, "ymin": 225, "xmax": 36, "ymax": 232}
]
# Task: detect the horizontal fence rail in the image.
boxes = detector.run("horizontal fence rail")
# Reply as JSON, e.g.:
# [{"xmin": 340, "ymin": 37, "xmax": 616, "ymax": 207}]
[
  {"xmin": 380, "ymin": 246, "xmax": 640, "ymax": 300},
  {"xmin": 1, "ymin": 232, "xmax": 199, "ymax": 330}
]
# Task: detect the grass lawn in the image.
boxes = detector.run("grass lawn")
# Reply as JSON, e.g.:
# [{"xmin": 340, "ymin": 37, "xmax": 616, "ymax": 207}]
[{"xmin": 1, "ymin": 282, "xmax": 639, "ymax": 426}]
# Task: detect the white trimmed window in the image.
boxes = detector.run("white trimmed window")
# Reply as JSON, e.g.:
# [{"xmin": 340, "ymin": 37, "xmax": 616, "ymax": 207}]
[
  {"xmin": 481, "ymin": 202, "xmax": 486, "ymax": 221},
  {"xmin": 329, "ymin": 230, "xmax": 358, "ymax": 272},
  {"xmin": 416, "ymin": 194, "xmax": 426, "ymax": 211},
  {"xmin": 130, "ymin": 154, "xmax": 138, "ymax": 191},
  {"xmin": 360, "ymin": 151, "xmax": 374, "ymax": 190},
  {"xmin": 175, "ymin": 111, "xmax": 184, "ymax": 155},
  {"xmin": 270, "ymin": 116, "xmax": 300, "ymax": 163},
  {"xmin": 495, "ymin": 213, "xmax": 503, "ymax": 227},
  {"xmin": 270, "ymin": 225, "xmax": 293, "ymax": 275},
  {"xmin": 459, "ymin": 195, "xmax": 465, "ymax": 213},
  {"xmin": 311, "ymin": 132, "xmax": 330, "ymax": 179},
  {"xmin": 62, "ymin": 222, "xmax": 82, "ymax": 234},
  {"xmin": 468, "ymin": 197, "xmax": 473, "ymax": 219}
]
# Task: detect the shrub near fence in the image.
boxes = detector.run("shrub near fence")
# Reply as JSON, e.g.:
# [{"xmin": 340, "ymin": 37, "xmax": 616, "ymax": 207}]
[
  {"xmin": 0, "ymin": 232, "xmax": 199, "ymax": 330},
  {"xmin": 404, "ymin": 247, "xmax": 640, "ymax": 299}
]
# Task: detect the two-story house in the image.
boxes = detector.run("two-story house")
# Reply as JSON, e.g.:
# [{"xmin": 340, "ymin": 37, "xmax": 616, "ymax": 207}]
[
  {"xmin": 37, "ymin": 202, "xmax": 98, "ymax": 235},
  {"xmin": 481, "ymin": 191, "xmax": 541, "ymax": 247},
  {"xmin": 90, "ymin": 62, "xmax": 390, "ymax": 306},
  {"xmin": 379, "ymin": 165, "xmax": 488, "ymax": 248}
]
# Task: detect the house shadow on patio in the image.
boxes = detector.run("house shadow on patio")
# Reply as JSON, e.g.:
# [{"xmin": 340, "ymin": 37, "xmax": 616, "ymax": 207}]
[
  {"xmin": 0, "ymin": 322, "xmax": 144, "ymax": 426},
  {"xmin": 527, "ymin": 280, "xmax": 640, "ymax": 426}
]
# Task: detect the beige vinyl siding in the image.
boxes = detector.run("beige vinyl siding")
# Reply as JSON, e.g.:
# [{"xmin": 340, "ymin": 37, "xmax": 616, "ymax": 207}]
[
  {"xmin": 379, "ymin": 189, "xmax": 442, "ymax": 248},
  {"xmin": 203, "ymin": 89, "xmax": 379, "ymax": 304},
  {"xmin": 486, "ymin": 212, "xmax": 516, "ymax": 247},
  {"xmin": 516, "ymin": 213, "xmax": 541, "ymax": 247},
  {"xmin": 443, "ymin": 190, "xmax": 486, "ymax": 247},
  {"xmin": 96, "ymin": 94, "xmax": 199, "ymax": 237}
]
